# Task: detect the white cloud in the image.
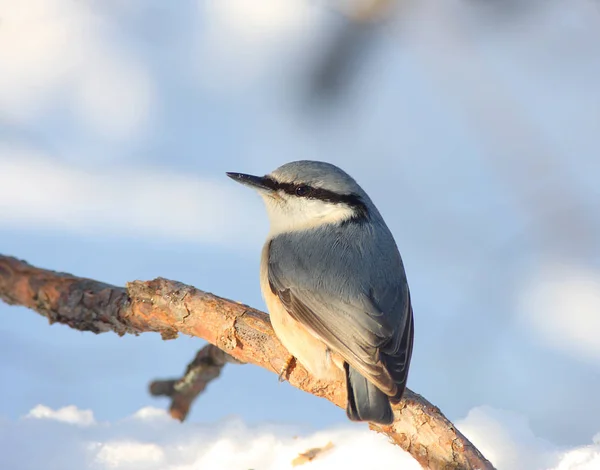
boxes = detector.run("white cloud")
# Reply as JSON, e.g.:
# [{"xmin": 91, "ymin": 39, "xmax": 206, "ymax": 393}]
[
  {"xmin": 25, "ymin": 405, "xmax": 96, "ymax": 426},
  {"xmin": 0, "ymin": 145, "xmax": 264, "ymax": 248},
  {"xmin": 517, "ymin": 261, "xmax": 600, "ymax": 364},
  {"xmin": 0, "ymin": 0, "xmax": 154, "ymax": 140}
]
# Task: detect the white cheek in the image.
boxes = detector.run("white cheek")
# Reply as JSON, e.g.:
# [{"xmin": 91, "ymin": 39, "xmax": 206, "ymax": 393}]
[
  {"xmin": 261, "ymin": 194, "xmax": 354, "ymax": 237},
  {"xmin": 299, "ymin": 199, "xmax": 335, "ymax": 217}
]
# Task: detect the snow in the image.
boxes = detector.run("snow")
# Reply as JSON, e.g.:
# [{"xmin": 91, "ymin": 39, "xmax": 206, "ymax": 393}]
[
  {"xmin": 2, "ymin": 404, "xmax": 600, "ymax": 470},
  {"xmin": 95, "ymin": 441, "xmax": 166, "ymax": 469},
  {"xmin": 26, "ymin": 404, "xmax": 96, "ymax": 426},
  {"xmin": 0, "ymin": 405, "xmax": 421, "ymax": 470},
  {"xmin": 457, "ymin": 407, "xmax": 600, "ymax": 470}
]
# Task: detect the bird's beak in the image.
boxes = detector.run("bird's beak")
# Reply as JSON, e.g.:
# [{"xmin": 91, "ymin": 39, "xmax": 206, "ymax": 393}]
[{"xmin": 226, "ymin": 172, "xmax": 273, "ymax": 192}]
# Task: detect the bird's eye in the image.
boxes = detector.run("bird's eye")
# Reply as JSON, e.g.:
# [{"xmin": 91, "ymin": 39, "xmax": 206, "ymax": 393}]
[{"xmin": 295, "ymin": 185, "xmax": 311, "ymax": 196}]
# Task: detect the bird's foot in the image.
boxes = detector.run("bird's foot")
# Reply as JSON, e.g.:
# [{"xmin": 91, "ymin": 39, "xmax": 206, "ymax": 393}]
[{"xmin": 278, "ymin": 355, "xmax": 296, "ymax": 383}]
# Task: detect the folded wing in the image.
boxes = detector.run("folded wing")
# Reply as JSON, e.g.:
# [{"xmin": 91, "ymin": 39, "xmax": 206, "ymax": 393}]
[{"xmin": 268, "ymin": 229, "xmax": 413, "ymax": 399}]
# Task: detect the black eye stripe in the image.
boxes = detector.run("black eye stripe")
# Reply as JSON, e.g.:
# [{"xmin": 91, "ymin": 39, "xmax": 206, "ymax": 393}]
[
  {"xmin": 258, "ymin": 177, "xmax": 280, "ymax": 191},
  {"xmin": 262, "ymin": 176, "xmax": 369, "ymax": 219}
]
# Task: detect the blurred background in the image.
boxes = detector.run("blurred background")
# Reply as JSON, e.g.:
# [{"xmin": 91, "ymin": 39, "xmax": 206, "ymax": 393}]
[{"xmin": 1, "ymin": 0, "xmax": 599, "ymax": 453}]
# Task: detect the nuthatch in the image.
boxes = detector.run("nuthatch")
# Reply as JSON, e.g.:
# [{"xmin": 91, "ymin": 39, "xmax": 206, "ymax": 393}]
[{"xmin": 227, "ymin": 161, "xmax": 414, "ymax": 425}]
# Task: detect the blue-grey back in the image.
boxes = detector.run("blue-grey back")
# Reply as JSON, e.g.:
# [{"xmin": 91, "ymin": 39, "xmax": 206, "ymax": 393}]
[{"xmin": 268, "ymin": 217, "xmax": 409, "ymax": 329}]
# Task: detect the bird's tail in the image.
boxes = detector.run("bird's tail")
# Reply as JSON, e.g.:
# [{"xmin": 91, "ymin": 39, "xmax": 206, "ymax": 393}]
[{"xmin": 344, "ymin": 363, "xmax": 393, "ymax": 425}]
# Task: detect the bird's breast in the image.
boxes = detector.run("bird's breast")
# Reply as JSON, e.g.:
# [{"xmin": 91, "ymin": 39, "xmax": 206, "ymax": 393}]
[{"xmin": 260, "ymin": 240, "xmax": 343, "ymax": 382}]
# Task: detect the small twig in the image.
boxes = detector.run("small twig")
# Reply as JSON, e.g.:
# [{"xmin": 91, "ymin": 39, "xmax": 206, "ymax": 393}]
[
  {"xmin": 292, "ymin": 441, "xmax": 335, "ymax": 466},
  {"xmin": 149, "ymin": 344, "xmax": 244, "ymax": 421}
]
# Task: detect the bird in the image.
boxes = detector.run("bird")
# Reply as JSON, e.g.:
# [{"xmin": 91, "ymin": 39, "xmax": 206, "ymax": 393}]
[{"xmin": 226, "ymin": 160, "xmax": 414, "ymax": 425}]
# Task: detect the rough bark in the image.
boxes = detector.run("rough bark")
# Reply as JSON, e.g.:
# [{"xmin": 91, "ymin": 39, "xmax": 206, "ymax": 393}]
[{"xmin": 0, "ymin": 255, "xmax": 494, "ymax": 470}]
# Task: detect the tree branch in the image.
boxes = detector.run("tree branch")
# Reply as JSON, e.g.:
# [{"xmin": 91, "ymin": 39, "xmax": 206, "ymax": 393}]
[
  {"xmin": 149, "ymin": 344, "xmax": 243, "ymax": 421},
  {"xmin": 0, "ymin": 255, "xmax": 494, "ymax": 470}
]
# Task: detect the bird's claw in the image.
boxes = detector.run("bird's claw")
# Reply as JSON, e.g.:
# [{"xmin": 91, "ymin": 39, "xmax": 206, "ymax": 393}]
[{"xmin": 278, "ymin": 355, "xmax": 295, "ymax": 383}]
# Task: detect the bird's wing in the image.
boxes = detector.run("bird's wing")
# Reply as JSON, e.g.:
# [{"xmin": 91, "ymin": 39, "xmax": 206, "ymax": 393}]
[{"xmin": 268, "ymin": 231, "xmax": 413, "ymax": 398}]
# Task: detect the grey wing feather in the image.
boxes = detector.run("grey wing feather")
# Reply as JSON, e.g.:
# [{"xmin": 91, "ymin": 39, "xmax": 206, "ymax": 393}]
[{"xmin": 268, "ymin": 225, "xmax": 413, "ymax": 398}]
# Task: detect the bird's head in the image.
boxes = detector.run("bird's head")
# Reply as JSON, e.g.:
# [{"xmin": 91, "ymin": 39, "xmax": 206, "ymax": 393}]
[{"xmin": 227, "ymin": 160, "xmax": 371, "ymax": 235}]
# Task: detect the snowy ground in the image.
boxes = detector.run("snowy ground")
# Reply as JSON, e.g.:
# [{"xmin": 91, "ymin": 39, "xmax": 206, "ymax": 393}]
[{"xmin": 0, "ymin": 404, "xmax": 598, "ymax": 470}]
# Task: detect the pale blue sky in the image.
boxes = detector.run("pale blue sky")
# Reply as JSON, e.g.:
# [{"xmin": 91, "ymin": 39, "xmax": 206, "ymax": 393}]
[{"xmin": 1, "ymin": 0, "xmax": 599, "ymax": 449}]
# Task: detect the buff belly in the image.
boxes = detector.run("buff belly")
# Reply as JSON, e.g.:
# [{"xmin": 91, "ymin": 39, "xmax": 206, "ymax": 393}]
[{"xmin": 260, "ymin": 242, "xmax": 343, "ymax": 381}]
